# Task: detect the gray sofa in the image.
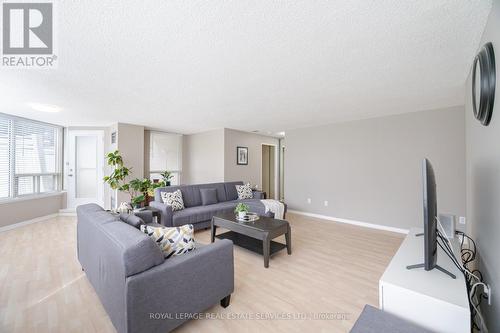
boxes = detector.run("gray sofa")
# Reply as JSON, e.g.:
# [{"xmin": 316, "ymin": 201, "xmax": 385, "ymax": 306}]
[
  {"xmin": 76, "ymin": 203, "xmax": 234, "ymax": 333},
  {"xmin": 150, "ymin": 181, "xmax": 285, "ymax": 230}
]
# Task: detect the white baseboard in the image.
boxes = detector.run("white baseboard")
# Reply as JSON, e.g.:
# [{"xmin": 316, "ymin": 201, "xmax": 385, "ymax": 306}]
[
  {"xmin": 0, "ymin": 213, "xmax": 59, "ymax": 233},
  {"xmin": 58, "ymin": 208, "xmax": 76, "ymax": 216},
  {"xmin": 1, "ymin": 209, "xmax": 409, "ymax": 235},
  {"xmin": 287, "ymin": 209, "xmax": 409, "ymax": 234}
]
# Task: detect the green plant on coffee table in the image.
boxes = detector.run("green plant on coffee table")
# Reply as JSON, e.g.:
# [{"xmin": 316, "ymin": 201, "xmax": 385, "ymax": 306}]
[{"xmin": 234, "ymin": 203, "xmax": 249, "ymax": 214}]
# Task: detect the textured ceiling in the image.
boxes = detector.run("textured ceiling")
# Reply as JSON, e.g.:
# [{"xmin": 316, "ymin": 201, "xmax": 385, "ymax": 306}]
[{"xmin": 0, "ymin": 1, "xmax": 492, "ymax": 134}]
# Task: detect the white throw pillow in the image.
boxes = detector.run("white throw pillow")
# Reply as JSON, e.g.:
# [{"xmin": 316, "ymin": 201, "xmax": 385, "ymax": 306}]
[
  {"xmin": 236, "ymin": 183, "xmax": 253, "ymax": 200},
  {"xmin": 140, "ymin": 224, "xmax": 195, "ymax": 258},
  {"xmin": 161, "ymin": 189, "xmax": 185, "ymax": 211}
]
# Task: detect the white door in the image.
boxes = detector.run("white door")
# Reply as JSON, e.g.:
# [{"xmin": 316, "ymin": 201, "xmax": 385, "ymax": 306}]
[{"xmin": 66, "ymin": 130, "xmax": 104, "ymax": 208}]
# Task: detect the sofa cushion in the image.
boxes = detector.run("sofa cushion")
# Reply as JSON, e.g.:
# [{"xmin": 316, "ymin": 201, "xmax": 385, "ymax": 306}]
[
  {"xmin": 140, "ymin": 224, "xmax": 195, "ymax": 259},
  {"xmin": 185, "ymin": 184, "xmax": 225, "ymax": 207},
  {"xmin": 120, "ymin": 213, "xmax": 145, "ymax": 228},
  {"xmin": 200, "ymin": 188, "xmax": 218, "ymax": 206},
  {"xmin": 156, "ymin": 183, "xmax": 228, "ymax": 207},
  {"xmin": 224, "ymin": 181, "xmax": 244, "ymax": 201},
  {"xmin": 236, "ymin": 183, "xmax": 253, "ymax": 199},
  {"xmin": 172, "ymin": 202, "xmax": 237, "ymax": 226},
  {"xmin": 161, "ymin": 189, "xmax": 185, "ymax": 211}
]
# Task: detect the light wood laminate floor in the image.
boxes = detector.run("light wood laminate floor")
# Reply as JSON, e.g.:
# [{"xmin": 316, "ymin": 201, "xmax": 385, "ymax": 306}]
[{"xmin": 0, "ymin": 213, "xmax": 403, "ymax": 333}]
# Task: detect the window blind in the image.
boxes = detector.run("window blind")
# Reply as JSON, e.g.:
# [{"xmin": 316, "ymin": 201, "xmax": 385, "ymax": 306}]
[
  {"xmin": 149, "ymin": 132, "xmax": 182, "ymax": 185},
  {"xmin": 0, "ymin": 116, "xmax": 10, "ymax": 198},
  {"xmin": 0, "ymin": 113, "xmax": 62, "ymax": 199}
]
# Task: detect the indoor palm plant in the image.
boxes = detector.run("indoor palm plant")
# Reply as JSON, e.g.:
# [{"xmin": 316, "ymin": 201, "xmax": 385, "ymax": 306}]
[
  {"xmin": 104, "ymin": 151, "xmax": 174, "ymax": 208},
  {"xmin": 103, "ymin": 151, "xmax": 136, "ymax": 207},
  {"xmin": 104, "ymin": 151, "xmax": 148, "ymax": 209}
]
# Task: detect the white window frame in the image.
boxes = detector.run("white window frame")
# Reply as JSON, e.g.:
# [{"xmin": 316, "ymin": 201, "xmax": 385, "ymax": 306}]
[{"xmin": 0, "ymin": 113, "xmax": 63, "ymax": 202}]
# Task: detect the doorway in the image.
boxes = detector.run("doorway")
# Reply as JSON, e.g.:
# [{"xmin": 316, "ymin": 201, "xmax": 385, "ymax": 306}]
[
  {"xmin": 261, "ymin": 144, "xmax": 277, "ymax": 199},
  {"xmin": 66, "ymin": 130, "xmax": 104, "ymax": 209},
  {"xmin": 279, "ymin": 140, "xmax": 285, "ymax": 201}
]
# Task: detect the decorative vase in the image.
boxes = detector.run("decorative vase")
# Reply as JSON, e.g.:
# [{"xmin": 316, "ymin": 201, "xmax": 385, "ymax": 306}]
[
  {"xmin": 118, "ymin": 202, "xmax": 132, "ymax": 214},
  {"xmin": 238, "ymin": 211, "xmax": 246, "ymax": 219}
]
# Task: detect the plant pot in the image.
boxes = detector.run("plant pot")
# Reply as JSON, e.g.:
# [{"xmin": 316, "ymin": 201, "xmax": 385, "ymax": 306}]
[
  {"xmin": 165, "ymin": 181, "xmax": 171, "ymax": 186},
  {"xmin": 238, "ymin": 211, "xmax": 247, "ymax": 219}
]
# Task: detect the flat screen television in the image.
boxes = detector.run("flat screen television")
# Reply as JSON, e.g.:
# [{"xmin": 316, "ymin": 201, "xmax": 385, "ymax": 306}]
[
  {"xmin": 422, "ymin": 158, "xmax": 437, "ymax": 270},
  {"xmin": 406, "ymin": 158, "xmax": 455, "ymax": 279}
]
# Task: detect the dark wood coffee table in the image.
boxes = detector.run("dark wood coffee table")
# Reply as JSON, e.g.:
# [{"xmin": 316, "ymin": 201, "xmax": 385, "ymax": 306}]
[{"xmin": 211, "ymin": 212, "xmax": 291, "ymax": 268}]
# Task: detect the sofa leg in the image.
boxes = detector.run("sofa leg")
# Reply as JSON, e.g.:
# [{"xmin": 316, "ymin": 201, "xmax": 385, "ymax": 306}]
[{"xmin": 220, "ymin": 295, "xmax": 231, "ymax": 308}]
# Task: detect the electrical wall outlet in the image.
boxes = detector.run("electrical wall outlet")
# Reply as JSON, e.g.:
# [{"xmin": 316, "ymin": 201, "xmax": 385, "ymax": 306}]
[
  {"xmin": 307, "ymin": 198, "xmax": 311, "ymax": 204},
  {"xmin": 324, "ymin": 201, "xmax": 328, "ymax": 207},
  {"xmin": 459, "ymin": 216, "xmax": 466, "ymax": 225}
]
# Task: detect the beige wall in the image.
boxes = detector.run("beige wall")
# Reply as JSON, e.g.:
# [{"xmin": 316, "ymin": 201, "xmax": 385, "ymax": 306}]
[
  {"xmin": 114, "ymin": 123, "xmax": 145, "ymax": 205},
  {"xmin": 465, "ymin": 2, "xmax": 500, "ymax": 330},
  {"xmin": 182, "ymin": 129, "xmax": 225, "ymax": 184},
  {"xmin": 0, "ymin": 192, "xmax": 66, "ymax": 228},
  {"xmin": 224, "ymin": 128, "xmax": 279, "ymax": 195},
  {"xmin": 285, "ymin": 106, "xmax": 466, "ymax": 230},
  {"xmin": 181, "ymin": 128, "xmax": 279, "ymax": 190},
  {"xmin": 144, "ymin": 129, "xmax": 151, "ymax": 177}
]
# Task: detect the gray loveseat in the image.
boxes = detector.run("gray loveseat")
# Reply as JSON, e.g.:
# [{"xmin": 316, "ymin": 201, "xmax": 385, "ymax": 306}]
[
  {"xmin": 77, "ymin": 203, "xmax": 234, "ymax": 333},
  {"xmin": 150, "ymin": 181, "xmax": 285, "ymax": 230}
]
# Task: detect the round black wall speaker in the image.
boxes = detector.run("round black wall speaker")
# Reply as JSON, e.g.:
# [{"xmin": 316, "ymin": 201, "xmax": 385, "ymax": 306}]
[{"xmin": 472, "ymin": 42, "xmax": 496, "ymax": 126}]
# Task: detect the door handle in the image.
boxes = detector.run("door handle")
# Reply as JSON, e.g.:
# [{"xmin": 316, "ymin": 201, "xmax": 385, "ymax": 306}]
[{"xmin": 68, "ymin": 174, "xmax": 73, "ymax": 177}]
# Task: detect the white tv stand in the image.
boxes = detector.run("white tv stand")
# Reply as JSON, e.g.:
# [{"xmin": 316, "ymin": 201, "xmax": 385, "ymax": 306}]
[{"xmin": 379, "ymin": 228, "xmax": 470, "ymax": 333}]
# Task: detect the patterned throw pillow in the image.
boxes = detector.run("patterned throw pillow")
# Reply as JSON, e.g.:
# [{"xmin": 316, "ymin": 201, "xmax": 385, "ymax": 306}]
[
  {"xmin": 140, "ymin": 224, "xmax": 195, "ymax": 258},
  {"xmin": 160, "ymin": 189, "xmax": 185, "ymax": 211},
  {"xmin": 236, "ymin": 183, "xmax": 253, "ymax": 200}
]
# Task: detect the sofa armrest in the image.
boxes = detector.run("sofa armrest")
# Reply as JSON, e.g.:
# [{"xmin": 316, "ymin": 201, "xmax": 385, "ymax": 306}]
[
  {"xmin": 149, "ymin": 201, "xmax": 173, "ymax": 227},
  {"xmin": 252, "ymin": 190, "xmax": 265, "ymax": 199},
  {"xmin": 125, "ymin": 239, "xmax": 234, "ymax": 333}
]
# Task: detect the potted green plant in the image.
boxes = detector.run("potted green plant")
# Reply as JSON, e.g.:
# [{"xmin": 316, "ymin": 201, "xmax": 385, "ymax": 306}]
[
  {"xmin": 234, "ymin": 203, "xmax": 249, "ymax": 219},
  {"xmin": 104, "ymin": 151, "xmax": 151, "ymax": 209},
  {"xmin": 129, "ymin": 178, "xmax": 153, "ymax": 205},
  {"xmin": 104, "ymin": 151, "xmax": 135, "ymax": 208},
  {"xmin": 131, "ymin": 194, "xmax": 146, "ymax": 209},
  {"xmin": 160, "ymin": 170, "xmax": 173, "ymax": 186}
]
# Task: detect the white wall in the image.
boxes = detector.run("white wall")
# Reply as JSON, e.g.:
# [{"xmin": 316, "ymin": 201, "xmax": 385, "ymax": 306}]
[
  {"xmin": 285, "ymin": 106, "xmax": 466, "ymax": 230},
  {"xmin": 465, "ymin": 2, "xmax": 500, "ymax": 330},
  {"xmin": 224, "ymin": 128, "xmax": 279, "ymax": 195},
  {"xmin": 182, "ymin": 129, "xmax": 225, "ymax": 184}
]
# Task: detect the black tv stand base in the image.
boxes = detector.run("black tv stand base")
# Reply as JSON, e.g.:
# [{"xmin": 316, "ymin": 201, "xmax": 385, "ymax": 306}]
[{"xmin": 406, "ymin": 263, "xmax": 456, "ymax": 279}]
